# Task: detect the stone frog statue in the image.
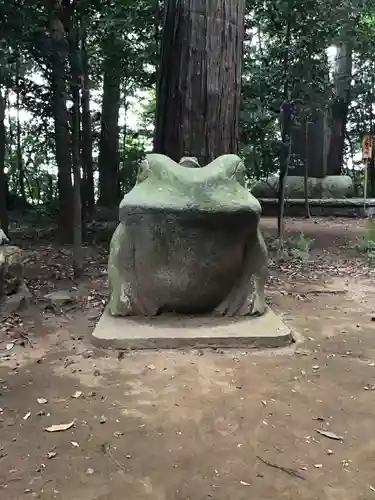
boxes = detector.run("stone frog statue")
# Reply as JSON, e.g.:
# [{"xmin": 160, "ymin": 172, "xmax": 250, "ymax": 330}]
[{"xmin": 108, "ymin": 153, "xmax": 268, "ymax": 317}]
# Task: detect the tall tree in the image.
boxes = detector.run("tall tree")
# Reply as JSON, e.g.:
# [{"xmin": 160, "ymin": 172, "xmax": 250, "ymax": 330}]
[
  {"xmin": 80, "ymin": 9, "xmax": 94, "ymax": 218},
  {"xmin": 69, "ymin": 3, "xmax": 83, "ymax": 277},
  {"xmin": 326, "ymin": 41, "xmax": 353, "ymax": 175},
  {"xmin": 154, "ymin": 0, "xmax": 246, "ymax": 165},
  {"xmin": 0, "ymin": 89, "xmax": 7, "ymax": 235},
  {"xmin": 48, "ymin": 0, "xmax": 73, "ymax": 242},
  {"xmin": 97, "ymin": 32, "xmax": 122, "ymax": 208}
]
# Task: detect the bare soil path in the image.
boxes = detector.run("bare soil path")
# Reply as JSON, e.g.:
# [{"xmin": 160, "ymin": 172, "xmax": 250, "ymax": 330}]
[{"xmin": 1, "ymin": 217, "xmax": 375, "ymax": 500}]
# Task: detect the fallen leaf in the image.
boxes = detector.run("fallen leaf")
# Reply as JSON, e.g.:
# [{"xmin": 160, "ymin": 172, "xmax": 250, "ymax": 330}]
[
  {"xmin": 240, "ymin": 481, "xmax": 251, "ymax": 486},
  {"xmin": 37, "ymin": 398, "xmax": 48, "ymax": 405},
  {"xmin": 71, "ymin": 391, "xmax": 82, "ymax": 399},
  {"xmin": 316, "ymin": 429, "xmax": 343, "ymax": 441},
  {"xmin": 146, "ymin": 364, "xmax": 156, "ymax": 371},
  {"xmin": 45, "ymin": 421, "xmax": 75, "ymax": 432},
  {"xmin": 71, "ymin": 441, "xmax": 79, "ymax": 448},
  {"xmin": 6, "ymin": 343, "xmax": 14, "ymax": 351},
  {"xmin": 369, "ymin": 485, "xmax": 375, "ymax": 492},
  {"xmin": 23, "ymin": 412, "xmax": 31, "ymax": 420},
  {"xmin": 261, "ymin": 400, "xmax": 267, "ymax": 407},
  {"xmin": 47, "ymin": 451, "xmax": 57, "ymax": 459},
  {"xmin": 314, "ymin": 464, "xmax": 323, "ymax": 468},
  {"xmin": 86, "ymin": 468, "xmax": 94, "ymax": 475}
]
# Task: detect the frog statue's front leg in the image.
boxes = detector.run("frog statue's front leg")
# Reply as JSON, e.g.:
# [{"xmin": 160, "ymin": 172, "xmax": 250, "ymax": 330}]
[
  {"xmin": 108, "ymin": 223, "xmax": 158, "ymax": 316},
  {"xmin": 213, "ymin": 228, "xmax": 268, "ymax": 317}
]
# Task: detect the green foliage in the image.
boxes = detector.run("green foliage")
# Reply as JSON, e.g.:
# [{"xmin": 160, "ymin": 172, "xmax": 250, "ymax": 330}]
[
  {"xmin": 290, "ymin": 232, "xmax": 314, "ymax": 260},
  {"xmin": 357, "ymin": 219, "xmax": 375, "ymax": 265},
  {"xmin": 1, "ymin": 0, "xmax": 375, "ymax": 219}
]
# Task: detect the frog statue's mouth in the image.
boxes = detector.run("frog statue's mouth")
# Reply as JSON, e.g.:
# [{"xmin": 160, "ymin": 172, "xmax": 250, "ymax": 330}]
[{"xmin": 119, "ymin": 154, "xmax": 262, "ymax": 218}]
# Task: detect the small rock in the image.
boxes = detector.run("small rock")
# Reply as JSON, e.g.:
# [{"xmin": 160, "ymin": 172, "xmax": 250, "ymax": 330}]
[
  {"xmin": 99, "ymin": 415, "xmax": 107, "ymax": 424},
  {"xmin": 47, "ymin": 451, "xmax": 57, "ymax": 459},
  {"xmin": 125, "ymin": 454, "xmax": 132, "ymax": 459},
  {"xmin": 314, "ymin": 464, "xmax": 323, "ymax": 468},
  {"xmin": 93, "ymin": 369, "xmax": 101, "ymax": 377},
  {"xmin": 37, "ymin": 398, "xmax": 48, "ymax": 405},
  {"xmin": 86, "ymin": 468, "xmax": 94, "ymax": 475},
  {"xmin": 44, "ymin": 290, "xmax": 76, "ymax": 307}
]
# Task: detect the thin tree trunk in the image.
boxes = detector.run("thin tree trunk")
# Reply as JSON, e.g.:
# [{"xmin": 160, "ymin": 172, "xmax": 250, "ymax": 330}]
[
  {"xmin": 304, "ymin": 121, "xmax": 311, "ymax": 218},
  {"xmin": 69, "ymin": 8, "xmax": 83, "ymax": 278},
  {"xmin": 98, "ymin": 35, "xmax": 122, "ymax": 208},
  {"xmin": 154, "ymin": 0, "xmax": 246, "ymax": 165},
  {"xmin": 0, "ymin": 89, "xmax": 8, "ymax": 235},
  {"xmin": 326, "ymin": 42, "xmax": 352, "ymax": 175},
  {"xmin": 277, "ymin": 0, "xmax": 292, "ymax": 239},
  {"xmin": 49, "ymin": 1, "xmax": 73, "ymax": 242},
  {"xmin": 121, "ymin": 80, "xmax": 128, "ymax": 196},
  {"xmin": 15, "ymin": 58, "xmax": 26, "ymax": 207},
  {"xmin": 80, "ymin": 11, "xmax": 94, "ymax": 218}
]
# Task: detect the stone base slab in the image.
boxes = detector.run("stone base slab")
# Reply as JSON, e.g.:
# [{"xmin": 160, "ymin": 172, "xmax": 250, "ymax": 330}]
[{"xmin": 90, "ymin": 306, "xmax": 295, "ymax": 350}]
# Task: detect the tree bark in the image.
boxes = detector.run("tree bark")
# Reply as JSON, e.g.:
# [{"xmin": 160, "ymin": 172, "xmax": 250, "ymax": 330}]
[
  {"xmin": 326, "ymin": 42, "xmax": 352, "ymax": 175},
  {"xmin": 304, "ymin": 121, "xmax": 311, "ymax": 218},
  {"xmin": 49, "ymin": 1, "xmax": 73, "ymax": 242},
  {"xmin": 98, "ymin": 35, "xmax": 122, "ymax": 208},
  {"xmin": 0, "ymin": 90, "xmax": 8, "ymax": 235},
  {"xmin": 16, "ymin": 59, "xmax": 26, "ymax": 207},
  {"xmin": 154, "ymin": 0, "xmax": 245, "ymax": 165},
  {"xmin": 80, "ymin": 11, "xmax": 94, "ymax": 218},
  {"xmin": 69, "ymin": 10, "xmax": 83, "ymax": 278}
]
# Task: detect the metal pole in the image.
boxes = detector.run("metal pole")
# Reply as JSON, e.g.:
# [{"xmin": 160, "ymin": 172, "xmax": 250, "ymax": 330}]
[{"xmin": 364, "ymin": 158, "xmax": 369, "ymax": 216}]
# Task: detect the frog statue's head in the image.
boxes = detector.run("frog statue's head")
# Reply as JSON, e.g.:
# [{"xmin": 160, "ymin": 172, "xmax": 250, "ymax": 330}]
[{"xmin": 122, "ymin": 153, "xmax": 260, "ymax": 217}]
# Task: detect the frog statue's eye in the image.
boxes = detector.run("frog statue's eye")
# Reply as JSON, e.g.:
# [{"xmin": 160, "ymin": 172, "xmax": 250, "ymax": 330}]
[
  {"xmin": 233, "ymin": 160, "xmax": 246, "ymax": 187},
  {"xmin": 136, "ymin": 158, "xmax": 151, "ymax": 183}
]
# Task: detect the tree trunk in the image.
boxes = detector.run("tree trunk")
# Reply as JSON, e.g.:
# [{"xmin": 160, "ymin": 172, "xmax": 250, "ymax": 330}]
[
  {"xmin": 0, "ymin": 90, "xmax": 8, "ymax": 235},
  {"xmin": 154, "ymin": 0, "xmax": 245, "ymax": 165},
  {"xmin": 304, "ymin": 121, "xmax": 311, "ymax": 218},
  {"xmin": 98, "ymin": 36, "xmax": 122, "ymax": 208},
  {"xmin": 69, "ymin": 11, "xmax": 83, "ymax": 278},
  {"xmin": 16, "ymin": 62, "xmax": 26, "ymax": 206},
  {"xmin": 49, "ymin": 0, "xmax": 73, "ymax": 243},
  {"xmin": 277, "ymin": 0, "xmax": 292, "ymax": 239},
  {"xmin": 326, "ymin": 42, "xmax": 352, "ymax": 175},
  {"xmin": 80, "ymin": 11, "xmax": 94, "ymax": 219}
]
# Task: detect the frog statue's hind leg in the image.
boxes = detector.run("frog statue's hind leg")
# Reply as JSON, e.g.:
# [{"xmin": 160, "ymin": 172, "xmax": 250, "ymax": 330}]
[
  {"xmin": 108, "ymin": 223, "xmax": 158, "ymax": 316},
  {"xmin": 213, "ymin": 228, "xmax": 268, "ymax": 317}
]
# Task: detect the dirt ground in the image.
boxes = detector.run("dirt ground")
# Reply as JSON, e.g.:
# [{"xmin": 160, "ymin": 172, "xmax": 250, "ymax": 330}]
[{"xmin": 1, "ymin": 217, "xmax": 375, "ymax": 500}]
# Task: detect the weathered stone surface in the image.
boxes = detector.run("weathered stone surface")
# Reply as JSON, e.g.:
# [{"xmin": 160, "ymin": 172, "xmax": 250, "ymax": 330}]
[
  {"xmin": 0, "ymin": 246, "xmax": 24, "ymax": 297},
  {"xmin": 0, "ymin": 229, "xmax": 9, "ymax": 245},
  {"xmin": 92, "ymin": 306, "xmax": 294, "ymax": 350},
  {"xmin": 321, "ymin": 175, "xmax": 354, "ymax": 198},
  {"xmin": 108, "ymin": 153, "xmax": 268, "ymax": 317},
  {"xmin": 251, "ymin": 175, "xmax": 354, "ymax": 199},
  {"xmin": 0, "ymin": 245, "xmax": 29, "ymax": 318},
  {"xmin": 44, "ymin": 290, "xmax": 77, "ymax": 307}
]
